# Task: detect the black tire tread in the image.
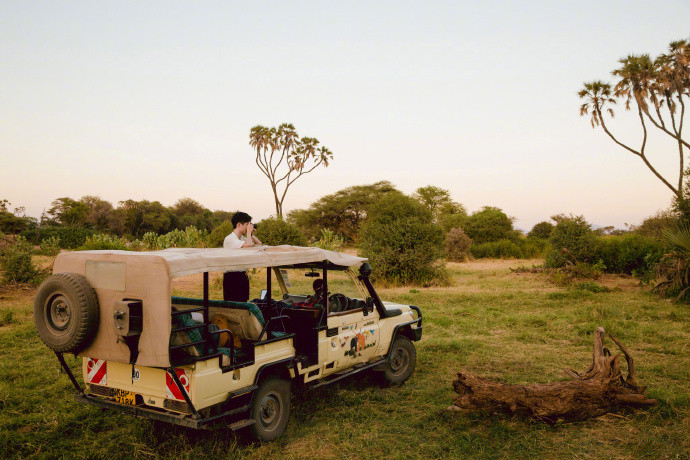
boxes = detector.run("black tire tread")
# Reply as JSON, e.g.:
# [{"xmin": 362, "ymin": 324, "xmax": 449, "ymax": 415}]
[
  {"xmin": 380, "ymin": 336, "xmax": 416, "ymax": 387},
  {"xmin": 247, "ymin": 377, "xmax": 291, "ymax": 442},
  {"xmin": 33, "ymin": 273, "xmax": 100, "ymax": 353}
]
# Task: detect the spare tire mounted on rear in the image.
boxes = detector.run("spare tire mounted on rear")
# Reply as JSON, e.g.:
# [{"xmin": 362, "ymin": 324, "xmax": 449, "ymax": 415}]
[{"xmin": 34, "ymin": 273, "xmax": 100, "ymax": 354}]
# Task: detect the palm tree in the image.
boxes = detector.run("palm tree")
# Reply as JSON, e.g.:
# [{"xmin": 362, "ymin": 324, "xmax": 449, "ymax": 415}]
[
  {"xmin": 249, "ymin": 123, "xmax": 333, "ymax": 219},
  {"xmin": 579, "ymin": 39, "xmax": 690, "ymax": 200},
  {"xmin": 578, "ymin": 79, "xmax": 679, "ymax": 197}
]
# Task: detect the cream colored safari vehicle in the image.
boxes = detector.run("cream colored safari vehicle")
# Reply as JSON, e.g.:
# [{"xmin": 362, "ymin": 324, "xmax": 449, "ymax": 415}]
[{"xmin": 34, "ymin": 245, "xmax": 422, "ymax": 441}]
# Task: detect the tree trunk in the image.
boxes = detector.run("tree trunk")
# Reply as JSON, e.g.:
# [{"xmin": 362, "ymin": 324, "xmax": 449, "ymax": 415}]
[{"xmin": 450, "ymin": 327, "xmax": 656, "ymax": 424}]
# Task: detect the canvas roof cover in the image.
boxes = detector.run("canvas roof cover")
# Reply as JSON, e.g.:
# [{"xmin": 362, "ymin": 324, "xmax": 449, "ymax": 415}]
[{"xmin": 80, "ymin": 245, "xmax": 367, "ymax": 278}]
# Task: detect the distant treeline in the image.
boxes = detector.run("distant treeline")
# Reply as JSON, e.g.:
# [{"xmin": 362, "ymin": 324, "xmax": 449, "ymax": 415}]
[
  {"xmin": 0, "ymin": 196, "xmax": 232, "ymax": 238},
  {"xmin": 0, "ymin": 183, "xmax": 683, "ymax": 292},
  {"xmin": 0, "ymin": 181, "xmax": 675, "ymax": 252}
]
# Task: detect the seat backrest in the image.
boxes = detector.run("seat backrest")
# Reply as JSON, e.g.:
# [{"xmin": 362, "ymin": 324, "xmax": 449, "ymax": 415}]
[{"xmin": 208, "ymin": 307, "xmax": 264, "ymax": 341}]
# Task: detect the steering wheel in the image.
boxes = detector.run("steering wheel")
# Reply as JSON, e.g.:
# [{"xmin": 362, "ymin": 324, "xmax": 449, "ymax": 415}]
[{"xmin": 328, "ymin": 293, "xmax": 349, "ymax": 313}]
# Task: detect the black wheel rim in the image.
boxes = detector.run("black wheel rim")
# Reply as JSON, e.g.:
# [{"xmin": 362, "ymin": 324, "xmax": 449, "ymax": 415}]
[
  {"xmin": 258, "ymin": 391, "xmax": 282, "ymax": 432},
  {"xmin": 390, "ymin": 347, "xmax": 409, "ymax": 376},
  {"xmin": 45, "ymin": 293, "xmax": 72, "ymax": 333}
]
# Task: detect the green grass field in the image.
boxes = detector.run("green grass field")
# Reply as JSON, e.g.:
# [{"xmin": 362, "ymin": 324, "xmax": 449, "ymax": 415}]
[{"xmin": 1, "ymin": 258, "xmax": 688, "ymax": 459}]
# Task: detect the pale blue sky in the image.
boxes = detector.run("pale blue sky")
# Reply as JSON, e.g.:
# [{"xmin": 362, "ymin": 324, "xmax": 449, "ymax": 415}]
[{"xmin": 1, "ymin": 1, "xmax": 689, "ymax": 230}]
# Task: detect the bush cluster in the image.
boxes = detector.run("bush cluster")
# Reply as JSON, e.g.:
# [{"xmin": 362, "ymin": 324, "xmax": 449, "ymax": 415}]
[
  {"xmin": 544, "ymin": 215, "xmax": 667, "ymax": 282},
  {"xmin": 445, "ymin": 228, "xmax": 472, "ymax": 262},
  {"xmin": 470, "ymin": 238, "xmax": 546, "ymax": 259},
  {"xmin": 21, "ymin": 226, "xmax": 95, "ymax": 249},
  {"xmin": 208, "ymin": 221, "xmax": 234, "ymax": 248},
  {"xmin": 79, "ymin": 233, "xmax": 130, "ymax": 251},
  {"xmin": 0, "ymin": 237, "xmax": 42, "ymax": 284},
  {"xmin": 359, "ymin": 194, "xmax": 446, "ymax": 285},
  {"xmin": 142, "ymin": 226, "xmax": 209, "ymax": 250},
  {"xmin": 528, "ymin": 221, "xmax": 554, "ymax": 239},
  {"xmin": 312, "ymin": 228, "xmax": 344, "ymax": 252},
  {"xmin": 444, "ymin": 206, "xmax": 518, "ymax": 244},
  {"xmin": 39, "ymin": 236, "xmax": 61, "ymax": 256},
  {"xmin": 545, "ymin": 215, "xmax": 597, "ymax": 267},
  {"xmin": 254, "ymin": 218, "xmax": 307, "ymax": 246},
  {"xmin": 595, "ymin": 233, "xmax": 666, "ymax": 275}
]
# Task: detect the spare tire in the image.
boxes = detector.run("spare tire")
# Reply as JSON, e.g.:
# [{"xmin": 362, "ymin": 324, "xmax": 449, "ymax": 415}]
[{"xmin": 34, "ymin": 273, "xmax": 100, "ymax": 353}]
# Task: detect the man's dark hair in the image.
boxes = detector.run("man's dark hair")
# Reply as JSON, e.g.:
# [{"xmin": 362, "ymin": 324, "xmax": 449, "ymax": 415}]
[{"xmin": 232, "ymin": 211, "xmax": 252, "ymax": 229}]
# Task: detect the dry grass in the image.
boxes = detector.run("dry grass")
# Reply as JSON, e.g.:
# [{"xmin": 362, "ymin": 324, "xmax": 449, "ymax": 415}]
[{"xmin": 0, "ymin": 258, "xmax": 688, "ymax": 459}]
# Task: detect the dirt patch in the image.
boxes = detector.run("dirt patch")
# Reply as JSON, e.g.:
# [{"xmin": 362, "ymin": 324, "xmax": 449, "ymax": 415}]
[
  {"xmin": 450, "ymin": 259, "xmax": 544, "ymax": 272},
  {"xmin": 597, "ymin": 273, "xmax": 650, "ymax": 292}
]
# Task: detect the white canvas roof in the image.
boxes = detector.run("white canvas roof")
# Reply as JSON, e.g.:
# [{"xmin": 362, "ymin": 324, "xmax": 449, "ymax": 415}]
[{"xmin": 78, "ymin": 245, "xmax": 367, "ymax": 278}]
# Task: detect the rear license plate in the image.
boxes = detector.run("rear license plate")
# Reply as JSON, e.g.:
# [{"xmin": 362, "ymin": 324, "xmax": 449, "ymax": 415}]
[{"xmin": 113, "ymin": 389, "xmax": 136, "ymax": 405}]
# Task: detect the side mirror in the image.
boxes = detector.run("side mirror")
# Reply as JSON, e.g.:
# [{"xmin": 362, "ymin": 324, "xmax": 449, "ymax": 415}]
[
  {"xmin": 364, "ymin": 297, "xmax": 374, "ymax": 315},
  {"xmin": 359, "ymin": 263, "xmax": 372, "ymax": 278}
]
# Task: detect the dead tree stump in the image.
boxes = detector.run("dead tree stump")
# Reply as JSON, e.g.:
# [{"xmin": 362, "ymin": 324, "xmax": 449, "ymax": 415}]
[{"xmin": 450, "ymin": 327, "xmax": 656, "ymax": 424}]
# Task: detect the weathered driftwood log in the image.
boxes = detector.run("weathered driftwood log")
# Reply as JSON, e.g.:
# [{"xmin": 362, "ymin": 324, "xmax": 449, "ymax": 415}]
[{"xmin": 450, "ymin": 327, "xmax": 656, "ymax": 424}]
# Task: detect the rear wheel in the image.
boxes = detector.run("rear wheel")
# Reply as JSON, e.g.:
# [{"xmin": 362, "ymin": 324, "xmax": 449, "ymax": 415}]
[
  {"xmin": 247, "ymin": 377, "xmax": 291, "ymax": 442},
  {"xmin": 380, "ymin": 336, "xmax": 416, "ymax": 386}
]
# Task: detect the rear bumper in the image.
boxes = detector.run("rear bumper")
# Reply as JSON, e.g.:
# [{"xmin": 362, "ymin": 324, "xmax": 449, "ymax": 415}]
[{"xmin": 76, "ymin": 394, "xmax": 253, "ymax": 431}]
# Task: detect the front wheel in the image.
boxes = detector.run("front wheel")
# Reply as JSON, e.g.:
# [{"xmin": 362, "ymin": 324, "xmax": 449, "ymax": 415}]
[
  {"xmin": 247, "ymin": 377, "xmax": 291, "ymax": 442},
  {"xmin": 379, "ymin": 336, "xmax": 416, "ymax": 386}
]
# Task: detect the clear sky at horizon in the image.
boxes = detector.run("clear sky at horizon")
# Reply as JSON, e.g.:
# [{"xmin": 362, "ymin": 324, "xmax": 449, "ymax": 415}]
[{"xmin": 1, "ymin": 1, "xmax": 689, "ymax": 230}]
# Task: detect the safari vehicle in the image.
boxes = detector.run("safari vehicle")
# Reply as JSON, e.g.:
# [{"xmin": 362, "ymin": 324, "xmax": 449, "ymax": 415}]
[{"xmin": 34, "ymin": 245, "xmax": 422, "ymax": 441}]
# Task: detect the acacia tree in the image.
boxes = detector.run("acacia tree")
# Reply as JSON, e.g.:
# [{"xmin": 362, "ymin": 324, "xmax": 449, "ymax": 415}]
[
  {"xmin": 287, "ymin": 181, "xmax": 398, "ymax": 241},
  {"xmin": 249, "ymin": 123, "xmax": 333, "ymax": 219},
  {"xmin": 413, "ymin": 185, "xmax": 466, "ymax": 223},
  {"xmin": 579, "ymin": 39, "xmax": 689, "ymax": 200}
]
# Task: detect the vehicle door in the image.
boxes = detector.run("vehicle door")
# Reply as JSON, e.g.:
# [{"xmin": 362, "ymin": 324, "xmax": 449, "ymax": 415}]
[{"xmin": 326, "ymin": 304, "xmax": 380, "ymax": 372}]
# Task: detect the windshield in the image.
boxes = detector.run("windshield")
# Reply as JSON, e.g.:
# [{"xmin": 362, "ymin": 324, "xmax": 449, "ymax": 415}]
[{"xmin": 271, "ymin": 268, "xmax": 365, "ymax": 301}]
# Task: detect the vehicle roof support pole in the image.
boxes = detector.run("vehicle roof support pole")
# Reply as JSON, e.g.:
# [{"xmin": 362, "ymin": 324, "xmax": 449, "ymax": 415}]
[
  {"xmin": 322, "ymin": 260, "xmax": 328, "ymax": 314},
  {"xmin": 203, "ymin": 272, "xmax": 210, "ymax": 356},
  {"xmin": 266, "ymin": 267, "xmax": 272, "ymax": 303}
]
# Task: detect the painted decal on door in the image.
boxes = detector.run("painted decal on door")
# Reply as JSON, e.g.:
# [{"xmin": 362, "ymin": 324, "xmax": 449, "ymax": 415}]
[{"xmin": 343, "ymin": 329, "xmax": 376, "ymax": 358}]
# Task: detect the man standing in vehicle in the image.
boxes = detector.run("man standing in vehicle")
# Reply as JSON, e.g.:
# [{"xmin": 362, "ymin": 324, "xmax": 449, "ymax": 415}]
[{"xmin": 223, "ymin": 211, "xmax": 262, "ymax": 301}]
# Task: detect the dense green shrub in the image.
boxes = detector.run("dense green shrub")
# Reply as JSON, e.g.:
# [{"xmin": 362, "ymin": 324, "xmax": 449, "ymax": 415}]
[
  {"xmin": 470, "ymin": 237, "xmax": 546, "ymax": 259},
  {"xmin": 0, "ymin": 212, "xmax": 34, "ymax": 234},
  {"xmin": 595, "ymin": 233, "xmax": 666, "ymax": 275},
  {"xmin": 21, "ymin": 226, "xmax": 95, "ymax": 249},
  {"xmin": 255, "ymin": 218, "xmax": 307, "ymax": 246},
  {"xmin": 545, "ymin": 215, "xmax": 597, "ymax": 267},
  {"xmin": 445, "ymin": 228, "xmax": 472, "ymax": 262},
  {"xmin": 141, "ymin": 226, "xmax": 209, "ymax": 250},
  {"xmin": 160, "ymin": 227, "xmax": 208, "ymax": 249},
  {"xmin": 634, "ymin": 209, "xmax": 678, "ymax": 240},
  {"xmin": 209, "ymin": 221, "xmax": 234, "ymax": 248},
  {"xmin": 528, "ymin": 221, "xmax": 554, "ymax": 239},
  {"xmin": 0, "ymin": 243, "xmax": 42, "ymax": 284},
  {"xmin": 654, "ymin": 225, "xmax": 690, "ymax": 301},
  {"xmin": 39, "ymin": 236, "xmax": 62, "ymax": 256},
  {"xmin": 440, "ymin": 213, "xmax": 467, "ymax": 233},
  {"xmin": 312, "ymin": 228, "xmax": 344, "ymax": 252},
  {"xmin": 461, "ymin": 207, "xmax": 516, "ymax": 244},
  {"xmin": 79, "ymin": 233, "xmax": 130, "ymax": 251},
  {"xmin": 359, "ymin": 194, "xmax": 446, "ymax": 285}
]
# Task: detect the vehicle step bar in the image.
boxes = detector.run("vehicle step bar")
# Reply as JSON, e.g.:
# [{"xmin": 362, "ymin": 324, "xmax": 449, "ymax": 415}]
[{"xmin": 311, "ymin": 358, "xmax": 386, "ymax": 388}]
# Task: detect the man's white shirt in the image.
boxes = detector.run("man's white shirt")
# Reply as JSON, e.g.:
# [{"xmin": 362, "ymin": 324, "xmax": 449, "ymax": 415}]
[{"xmin": 223, "ymin": 232, "xmax": 246, "ymax": 249}]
